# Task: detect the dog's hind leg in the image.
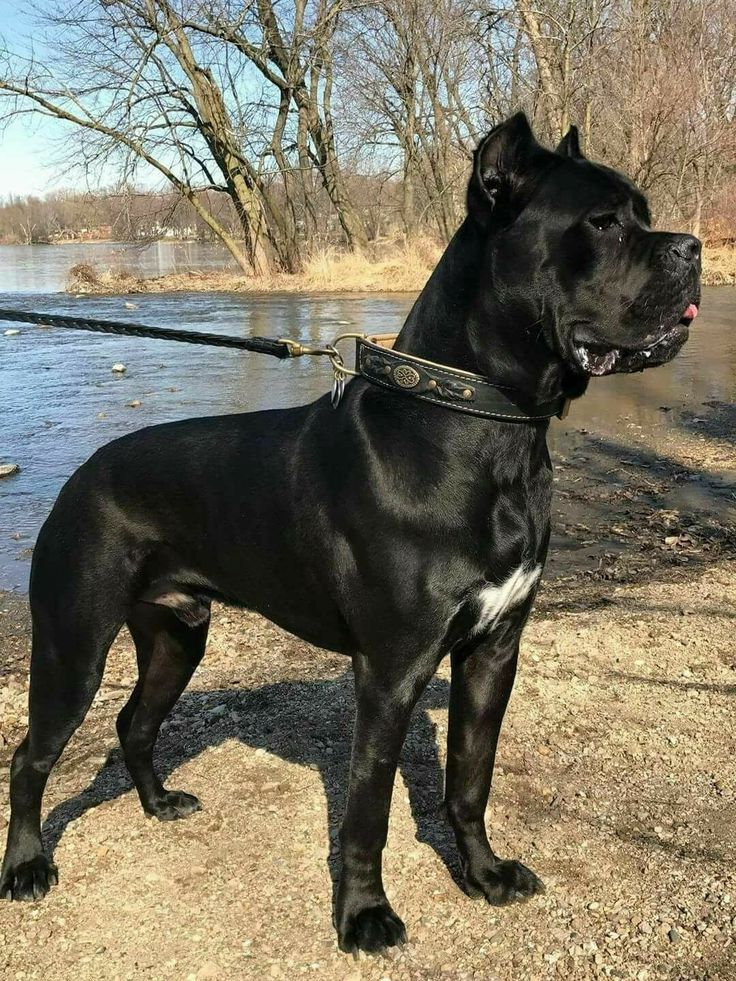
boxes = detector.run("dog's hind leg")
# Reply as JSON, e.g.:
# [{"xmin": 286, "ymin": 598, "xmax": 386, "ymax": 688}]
[
  {"xmin": 0, "ymin": 594, "xmax": 123, "ymax": 901},
  {"xmin": 117, "ymin": 601, "xmax": 209, "ymax": 821}
]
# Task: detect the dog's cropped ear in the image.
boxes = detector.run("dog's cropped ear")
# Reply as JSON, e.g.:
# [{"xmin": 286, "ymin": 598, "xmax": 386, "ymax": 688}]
[
  {"xmin": 556, "ymin": 125, "xmax": 583, "ymax": 159},
  {"xmin": 467, "ymin": 112, "xmax": 550, "ymax": 227}
]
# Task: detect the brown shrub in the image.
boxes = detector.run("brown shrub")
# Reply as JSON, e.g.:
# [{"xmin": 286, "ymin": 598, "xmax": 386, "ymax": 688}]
[{"xmin": 67, "ymin": 262, "xmax": 100, "ymax": 285}]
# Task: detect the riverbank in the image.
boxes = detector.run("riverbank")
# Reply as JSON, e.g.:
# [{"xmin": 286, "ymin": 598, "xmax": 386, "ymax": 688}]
[{"xmin": 65, "ymin": 243, "xmax": 736, "ymax": 295}]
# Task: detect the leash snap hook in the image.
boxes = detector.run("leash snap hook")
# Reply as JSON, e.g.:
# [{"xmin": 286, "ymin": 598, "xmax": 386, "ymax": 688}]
[
  {"xmin": 329, "ymin": 346, "xmax": 348, "ymax": 408},
  {"xmin": 277, "ymin": 338, "xmax": 336, "ymax": 358},
  {"xmin": 277, "ymin": 333, "xmax": 362, "ymax": 407}
]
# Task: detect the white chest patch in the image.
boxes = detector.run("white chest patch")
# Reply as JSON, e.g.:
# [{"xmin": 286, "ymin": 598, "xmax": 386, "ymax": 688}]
[{"xmin": 475, "ymin": 563, "xmax": 542, "ymax": 635}]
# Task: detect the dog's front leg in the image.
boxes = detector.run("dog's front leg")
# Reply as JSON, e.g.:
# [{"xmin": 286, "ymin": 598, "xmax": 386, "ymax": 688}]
[
  {"xmin": 336, "ymin": 651, "xmax": 438, "ymax": 954},
  {"xmin": 445, "ymin": 634, "xmax": 544, "ymax": 904}
]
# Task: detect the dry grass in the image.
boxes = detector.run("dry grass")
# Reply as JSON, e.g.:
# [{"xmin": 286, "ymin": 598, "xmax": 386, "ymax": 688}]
[
  {"xmin": 299, "ymin": 236, "xmax": 440, "ymax": 291},
  {"xmin": 702, "ymin": 245, "xmax": 736, "ymax": 285},
  {"xmin": 66, "ymin": 240, "xmax": 734, "ymax": 296}
]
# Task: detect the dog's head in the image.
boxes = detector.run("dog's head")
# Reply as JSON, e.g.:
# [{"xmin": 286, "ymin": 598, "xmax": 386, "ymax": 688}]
[{"xmin": 468, "ymin": 113, "xmax": 701, "ymax": 377}]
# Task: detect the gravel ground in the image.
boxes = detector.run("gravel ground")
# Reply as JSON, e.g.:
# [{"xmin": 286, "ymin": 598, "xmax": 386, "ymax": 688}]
[{"xmin": 1, "ymin": 413, "xmax": 735, "ymax": 981}]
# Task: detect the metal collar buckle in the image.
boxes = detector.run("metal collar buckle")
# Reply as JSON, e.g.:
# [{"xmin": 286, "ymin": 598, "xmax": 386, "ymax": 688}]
[{"xmin": 278, "ymin": 333, "xmax": 362, "ymax": 407}]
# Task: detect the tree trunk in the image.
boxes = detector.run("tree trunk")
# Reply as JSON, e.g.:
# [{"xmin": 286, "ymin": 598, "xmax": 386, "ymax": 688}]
[
  {"xmin": 518, "ymin": 8, "xmax": 564, "ymax": 140},
  {"xmin": 160, "ymin": 3, "xmax": 291, "ymax": 273},
  {"xmin": 254, "ymin": 0, "xmax": 369, "ymax": 251},
  {"xmin": 296, "ymin": 107, "xmax": 319, "ymax": 249},
  {"xmin": 295, "ymin": 93, "xmax": 368, "ymax": 250},
  {"xmin": 691, "ymin": 188, "xmax": 703, "ymax": 240},
  {"xmin": 270, "ymin": 91, "xmax": 303, "ymax": 271},
  {"xmin": 185, "ymin": 191, "xmax": 253, "ymax": 274}
]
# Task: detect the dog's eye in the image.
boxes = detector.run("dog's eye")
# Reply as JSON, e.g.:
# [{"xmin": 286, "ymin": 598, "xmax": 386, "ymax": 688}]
[{"xmin": 589, "ymin": 213, "xmax": 620, "ymax": 231}]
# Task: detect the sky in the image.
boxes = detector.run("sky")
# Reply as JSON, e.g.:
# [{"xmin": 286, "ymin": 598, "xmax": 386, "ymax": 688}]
[
  {"xmin": 0, "ymin": 1, "xmax": 64, "ymax": 197},
  {"xmin": 0, "ymin": 119, "xmax": 64, "ymax": 198},
  {"xmin": 0, "ymin": 0, "xmax": 113, "ymax": 198}
]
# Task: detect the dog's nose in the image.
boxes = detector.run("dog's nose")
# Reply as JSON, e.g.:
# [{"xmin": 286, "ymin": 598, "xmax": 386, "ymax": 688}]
[{"xmin": 668, "ymin": 234, "xmax": 701, "ymax": 264}]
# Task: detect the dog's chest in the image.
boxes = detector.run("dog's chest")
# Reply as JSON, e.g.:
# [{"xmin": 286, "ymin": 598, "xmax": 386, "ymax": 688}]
[
  {"xmin": 474, "ymin": 563, "xmax": 542, "ymax": 634},
  {"xmin": 443, "ymin": 561, "xmax": 543, "ymax": 653}
]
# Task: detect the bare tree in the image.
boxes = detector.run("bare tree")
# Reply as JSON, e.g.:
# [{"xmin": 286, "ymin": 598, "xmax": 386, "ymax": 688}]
[
  {"xmin": 181, "ymin": 0, "xmax": 370, "ymax": 251},
  {"xmin": 342, "ymin": 0, "xmax": 483, "ymax": 241},
  {"xmin": 0, "ymin": 0, "xmax": 305, "ymax": 272}
]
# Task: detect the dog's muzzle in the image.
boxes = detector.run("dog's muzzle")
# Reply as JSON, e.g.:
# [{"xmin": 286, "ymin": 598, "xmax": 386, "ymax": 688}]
[{"xmin": 573, "ymin": 302, "xmax": 699, "ymax": 376}]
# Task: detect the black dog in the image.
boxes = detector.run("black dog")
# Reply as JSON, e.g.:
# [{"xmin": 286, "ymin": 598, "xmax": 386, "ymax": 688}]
[{"xmin": 1, "ymin": 114, "xmax": 700, "ymax": 953}]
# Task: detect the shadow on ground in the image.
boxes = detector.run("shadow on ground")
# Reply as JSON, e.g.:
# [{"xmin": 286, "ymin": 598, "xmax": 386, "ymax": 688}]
[
  {"xmin": 40, "ymin": 673, "xmax": 459, "ymax": 907},
  {"xmin": 608, "ymin": 670, "xmax": 736, "ymax": 696}
]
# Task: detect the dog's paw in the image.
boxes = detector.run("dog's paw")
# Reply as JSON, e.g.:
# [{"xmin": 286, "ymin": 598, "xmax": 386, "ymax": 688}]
[
  {"xmin": 465, "ymin": 859, "xmax": 544, "ymax": 905},
  {"xmin": 0, "ymin": 854, "xmax": 58, "ymax": 902},
  {"xmin": 338, "ymin": 904, "xmax": 407, "ymax": 954},
  {"xmin": 145, "ymin": 790, "xmax": 202, "ymax": 822}
]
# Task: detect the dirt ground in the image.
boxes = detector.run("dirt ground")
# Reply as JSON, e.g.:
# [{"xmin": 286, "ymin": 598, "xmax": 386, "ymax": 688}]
[{"xmin": 1, "ymin": 410, "xmax": 735, "ymax": 981}]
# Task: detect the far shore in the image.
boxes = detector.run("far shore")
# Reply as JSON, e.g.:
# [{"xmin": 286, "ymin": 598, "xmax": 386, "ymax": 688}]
[
  {"xmin": 62, "ymin": 243, "xmax": 736, "ymax": 296},
  {"xmin": 65, "ymin": 238, "xmax": 441, "ymax": 296},
  {"xmin": 68, "ymin": 269, "xmax": 424, "ymax": 295}
]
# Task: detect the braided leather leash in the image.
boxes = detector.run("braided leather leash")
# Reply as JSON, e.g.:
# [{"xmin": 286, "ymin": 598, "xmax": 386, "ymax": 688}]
[{"xmin": 0, "ymin": 308, "xmax": 295, "ymax": 358}]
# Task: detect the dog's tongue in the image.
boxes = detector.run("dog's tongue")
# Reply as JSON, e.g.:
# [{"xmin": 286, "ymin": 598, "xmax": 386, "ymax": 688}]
[{"xmin": 683, "ymin": 303, "xmax": 699, "ymax": 320}]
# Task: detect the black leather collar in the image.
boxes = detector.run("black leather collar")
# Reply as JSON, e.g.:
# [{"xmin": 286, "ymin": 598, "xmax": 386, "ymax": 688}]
[{"xmin": 356, "ymin": 336, "xmax": 570, "ymax": 422}]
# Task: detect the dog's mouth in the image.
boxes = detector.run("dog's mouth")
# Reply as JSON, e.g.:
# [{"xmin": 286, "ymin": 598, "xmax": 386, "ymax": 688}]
[{"xmin": 573, "ymin": 302, "xmax": 698, "ymax": 376}]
